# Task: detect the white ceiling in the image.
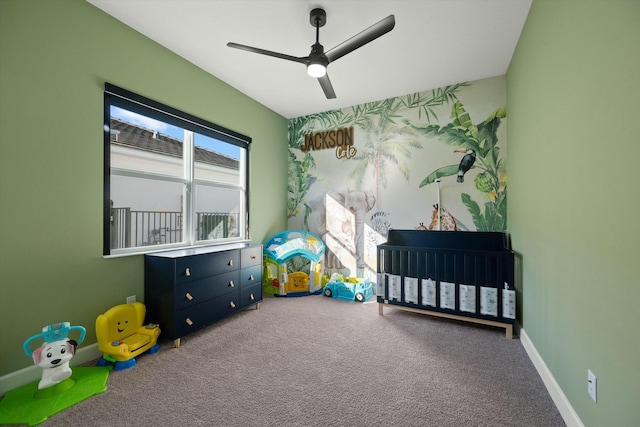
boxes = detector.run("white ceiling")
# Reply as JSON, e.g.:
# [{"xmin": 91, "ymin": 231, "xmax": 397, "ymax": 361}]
[{"xmin": 87, "ymin": 0, "xmax": 532, "ymax": 119}]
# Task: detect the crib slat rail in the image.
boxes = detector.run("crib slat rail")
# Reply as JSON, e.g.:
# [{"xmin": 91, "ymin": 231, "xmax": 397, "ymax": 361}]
[{"xmin": 377, "ymin": 230, "xmax": 516, "ymax": 339}]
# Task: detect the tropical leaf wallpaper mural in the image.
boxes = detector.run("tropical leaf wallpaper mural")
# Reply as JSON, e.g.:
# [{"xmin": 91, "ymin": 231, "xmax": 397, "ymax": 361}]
[
  {"xmin": 405, "ymin": 101, "xmax": 507, "ymax": 231},
  {"xmin": 287, "ymin": 76, "xmax": 507, "ymax": 278}
]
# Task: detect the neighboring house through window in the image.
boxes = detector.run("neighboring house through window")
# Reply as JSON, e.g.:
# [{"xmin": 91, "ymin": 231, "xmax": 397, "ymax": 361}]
[{"xmin": 103, "ymin": 83, "xmax": 251, "ymax": 256}]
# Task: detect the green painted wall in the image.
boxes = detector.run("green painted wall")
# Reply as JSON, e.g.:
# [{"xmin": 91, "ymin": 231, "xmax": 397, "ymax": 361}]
[
  {"xmin": 0, "ymin": 0, "xmax": 287, "ymax": 375},
  {"xmin": 507, "ymin": 0, "xmax": 640, "ymax": 425}
]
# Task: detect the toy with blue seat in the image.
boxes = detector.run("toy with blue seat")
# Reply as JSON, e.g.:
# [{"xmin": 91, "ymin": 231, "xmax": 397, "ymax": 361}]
[{"xmin": 95, "ymin": 302, "xmax": 160, "ymax": 370}]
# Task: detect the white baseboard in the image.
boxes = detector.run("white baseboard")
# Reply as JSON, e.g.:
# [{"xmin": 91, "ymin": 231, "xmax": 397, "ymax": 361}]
[
  {"xmin": 0, "ymin": 343, "xmax": 101, "ymax": 397},
  {"xmin": 520, "ymin": 329, "xmax": 584, "ymax": 427}
]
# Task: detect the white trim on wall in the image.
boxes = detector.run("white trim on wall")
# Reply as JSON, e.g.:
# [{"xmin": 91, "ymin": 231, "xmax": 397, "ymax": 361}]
[
  {"xmin": 0, "ymin": 344, "xmax": 101, "ymax": 397},
  {"xmin": 520, "ymin": 329, "xmax": 585, "ymax": 427}
]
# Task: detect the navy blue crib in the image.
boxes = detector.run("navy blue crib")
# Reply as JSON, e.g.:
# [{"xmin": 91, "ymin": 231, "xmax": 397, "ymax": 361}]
[{"xmin": 377, "ymin": 229, "xmax": 516, "ymax": 338}]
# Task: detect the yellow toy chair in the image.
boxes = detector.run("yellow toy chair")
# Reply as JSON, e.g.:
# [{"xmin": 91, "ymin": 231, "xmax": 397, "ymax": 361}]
[{"xmin": 95, "ymin": 302, "xmax": 160, "ymax": 370}]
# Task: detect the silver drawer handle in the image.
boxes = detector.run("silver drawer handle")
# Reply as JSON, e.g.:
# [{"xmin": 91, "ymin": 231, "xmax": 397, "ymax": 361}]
[
  {"xmin": 230, "ymin": 301, "xmax": 236, "ymax": 308},
  {"xmin": 185, "ymin": 318, "xmax": 193, "ymax": 326},
  {"xmin": 185, "ymin": 292, "xmax": 193, "ymax": 301},
  {"xmin": 185, "ymin": 268, "xmax": 191, "ymax": 277},
  {"xmin": 249, "ymin": 275, "xmax": 254, "ymax": 280},
  {"xmin": 228, "ymin": 260, "xmax": 233, "ymax": 266},
  {"xmin": 229, "ymin": 280, "xmax": 235, "ymax": 288},
  {"xmin": 250, "ymin": 293, "xmax": 255, "ymax": 301}
]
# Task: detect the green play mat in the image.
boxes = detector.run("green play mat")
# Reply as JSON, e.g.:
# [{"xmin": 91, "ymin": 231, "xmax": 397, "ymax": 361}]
[{"xmin": 0, "ymin": 366, "xmax": 111, "ymax": 426}]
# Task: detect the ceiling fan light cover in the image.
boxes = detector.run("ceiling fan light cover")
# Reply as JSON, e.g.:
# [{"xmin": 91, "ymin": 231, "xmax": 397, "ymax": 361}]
[{"xmin": 307, "ymin": 62, "xmax": 327, "ymax": 78}]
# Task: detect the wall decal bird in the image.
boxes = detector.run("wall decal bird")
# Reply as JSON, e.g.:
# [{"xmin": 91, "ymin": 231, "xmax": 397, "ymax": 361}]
[{"xmin": 454, "ymin": 148, "xmax": 476, "ymax": 183}]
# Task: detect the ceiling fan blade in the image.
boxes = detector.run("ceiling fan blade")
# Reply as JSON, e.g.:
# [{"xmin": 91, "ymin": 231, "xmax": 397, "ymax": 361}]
[
  {"xmin": 227, "ymin": 42, "xmax": 306, "ymax": 64},
  {"xmin": 325, "ymin": 15, "xmax": 395, "ymax": 63},
  {"xmin": 318, "ymin": 74, "xmax": 336, "ymax": 99}
]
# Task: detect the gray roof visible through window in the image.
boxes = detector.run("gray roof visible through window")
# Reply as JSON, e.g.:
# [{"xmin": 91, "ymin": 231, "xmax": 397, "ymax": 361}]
[{"xmin": 110, "ymin": 117, "xmax": 239, "ymax": 169}]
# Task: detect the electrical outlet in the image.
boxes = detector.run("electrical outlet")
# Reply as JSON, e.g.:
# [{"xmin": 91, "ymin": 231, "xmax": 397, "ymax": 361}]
[
  {"xmin": 588, "ymin": 369, "xmax": 597, "ymax": 403},
  {"xmin": 126, "ymin": 295, "xmax": 136, "ymax": 304}
]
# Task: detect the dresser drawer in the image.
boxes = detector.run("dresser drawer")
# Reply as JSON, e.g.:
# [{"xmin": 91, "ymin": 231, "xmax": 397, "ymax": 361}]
[
  {"xmin": 241, "ymin": 282, "xmax": 262, "ymax": 308},
  {"xmin": 176, "ymin": 251, "xmax": 239, "ymax": 283},
  {"xmin": 240, "ymin": 264, "xmax": 262, "ymax": 287},
  {"xmin": 241, "ymin": 246, "xmax": 262, "ymax": 267},
  {"xmin": 174, "ymin": 291, "xmax": 240, "ymax": 337},
  {"xmin": 174, "ymin": 270, "xmax": 239, "ymax": 310}
]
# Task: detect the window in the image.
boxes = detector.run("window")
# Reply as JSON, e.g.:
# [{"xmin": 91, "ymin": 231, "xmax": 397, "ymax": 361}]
[{"xmin": 103, "ymin": 83, "xmax": 251, "ymax": 256}]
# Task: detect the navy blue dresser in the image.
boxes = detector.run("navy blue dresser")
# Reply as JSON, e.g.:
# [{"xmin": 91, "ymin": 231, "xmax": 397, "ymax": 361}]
[{"xmin": 144, "ymin": 243, "xmax": 262, "ymax": 347}]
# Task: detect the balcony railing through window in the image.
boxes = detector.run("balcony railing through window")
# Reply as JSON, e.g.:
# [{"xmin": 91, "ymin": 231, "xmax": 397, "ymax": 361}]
[{"xmin": 110, "ymin": 208, "xmax": 240, "ymax": 250}]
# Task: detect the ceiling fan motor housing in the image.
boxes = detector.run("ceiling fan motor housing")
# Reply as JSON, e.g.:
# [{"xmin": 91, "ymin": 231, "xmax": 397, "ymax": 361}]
[{"xmin": 310, "ymin": 8, "xmax": 327, "ymax": 27}]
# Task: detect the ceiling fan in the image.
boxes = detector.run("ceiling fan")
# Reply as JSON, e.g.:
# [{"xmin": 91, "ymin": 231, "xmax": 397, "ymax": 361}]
[{"xmin": 227, "ymin": 8, "xmax": 395, "ymax": 99}]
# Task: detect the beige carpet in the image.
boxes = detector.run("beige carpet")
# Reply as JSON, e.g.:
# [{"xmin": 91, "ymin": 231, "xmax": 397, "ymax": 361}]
[{"xmin": 34, "ymin": 294, "xmax": 565, "ymax": 427}]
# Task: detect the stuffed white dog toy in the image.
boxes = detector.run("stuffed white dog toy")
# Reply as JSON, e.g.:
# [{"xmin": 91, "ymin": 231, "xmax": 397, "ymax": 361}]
[{"xmin": 32, "ymin": 339, "xmax": 78, "ymax": 389}]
